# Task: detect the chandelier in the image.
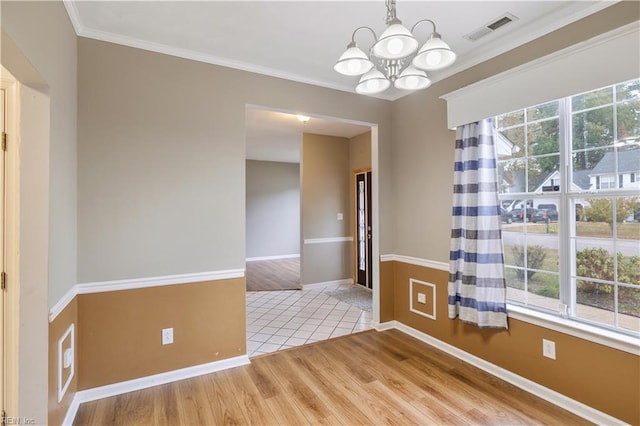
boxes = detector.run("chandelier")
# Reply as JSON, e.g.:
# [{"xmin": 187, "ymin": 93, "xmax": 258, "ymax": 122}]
[{"xmin": 334, "ymin": 0, "xmax": 456, "ymax": 95}]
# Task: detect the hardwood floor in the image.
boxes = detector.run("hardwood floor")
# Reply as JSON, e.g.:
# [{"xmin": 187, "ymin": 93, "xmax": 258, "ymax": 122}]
[
  {"xmin": 73, "ymin": 330, "xmax": 587, "ymax": 425},
  {"xmin": 246, "ymin": 257, "xmax": 301, "ymax": 291}
]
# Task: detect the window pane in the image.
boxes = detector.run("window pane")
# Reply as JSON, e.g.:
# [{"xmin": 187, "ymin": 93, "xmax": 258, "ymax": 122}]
[
  {"xmin": 498, "ymin": 160, "xmax": 526, "ymax": 194},
  {"xmin": 572, "ymin": 148, "xmax": 612, "ymax": 191},
  {"xmin": 616, "ymin": 100, "xmax": 640, "ymax": 141},
  {"xmin": 504, "ymin": 270, "xmax": 559, "ymax": 312},
  {"xmin": 575, "ymin": 243, "xmax": 615, "ymax": 281},
  {"xmin": 616, "ymin": 196, "xmax": 640, "ymax": 242},
  {"xmin": 577, "ymin": 198, "xmax": 613, "ymax": 238},
  {"xmin": 615, "ymin": 79, "xmax": 640, "ymax": 103},
  {"xmin": 572, "ymin": 86, "xmax": 613, "ymax": 111},
  {"xmin": 527, "ymin": 101, "xmax": 559, "ymax": 121},
  {"xmin": 572, "ymin": 106, "xmax": 614, "ymax": 151},
  {"xmin": 497, "ymin": 110, "xmax": 524, "ymax": 128},
  {"xmin": 619, "ymin": 285, "xmax": 640, "ymax": 333},
  {"xmin": 500, "ymin": 127, "xmax": 525, "ymax": 158},
  {"xmin": 576, "ymin": 281, "xmax": 615, "ymax": 327},
  {"xmin": 528, "ymin": 155, "xmax": 559, "ymax": 192},
  {"xmin": 528, "ymin": 119, "xmax": 559, "ymax": 156},
  {"xmin": 526, "ymin": 271, "xmax": 560, "ymax": 311}
]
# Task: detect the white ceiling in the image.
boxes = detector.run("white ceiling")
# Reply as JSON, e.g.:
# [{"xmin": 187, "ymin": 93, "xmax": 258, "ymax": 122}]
[
  {"xmin": 64, "ymin": 0, "xmax": 615, "ymax": 162},
  {"xmin": 245, "ymin": 108, "xmax": 371, "ymax": 163}
]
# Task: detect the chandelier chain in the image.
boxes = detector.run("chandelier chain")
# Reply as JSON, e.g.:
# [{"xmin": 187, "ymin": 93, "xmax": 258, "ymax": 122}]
[{"xmin": 385, "ymin": 0, "xmax": 397, "ymax": 24}]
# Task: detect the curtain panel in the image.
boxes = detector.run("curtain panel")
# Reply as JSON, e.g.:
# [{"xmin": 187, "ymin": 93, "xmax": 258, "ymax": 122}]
[{"xmin": 448, "ymin": 118, "xmax": 508, "ymax": 329}]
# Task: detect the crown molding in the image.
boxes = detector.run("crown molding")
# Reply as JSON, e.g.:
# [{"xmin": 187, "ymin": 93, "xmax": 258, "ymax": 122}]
[{"xmin": 61, "ymin": 1, "xmax": 617, "ymax": 103}]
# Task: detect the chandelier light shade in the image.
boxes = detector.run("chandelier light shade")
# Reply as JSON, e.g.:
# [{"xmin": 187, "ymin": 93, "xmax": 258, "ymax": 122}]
[
  {"xmin": 356, "ymin": 68, "xmax": 391, "ymax": 95},
  {"xmin": 412, "ymin": 32, "xmax": 457, "ymax": 71},
  {"xmin": 394, "ymin": 65, "xmax": 431, "ymax": 90},
  {"xmin": 333, "ymin": 42, "xmax": 374, "ymax": 76},
  {"xmin": 334, "ymin": 0, "xmax": 456, "ymax": 96},
  {"xmin": 372, "ymin": 20, "xmax": 419, "ymax": 60}
]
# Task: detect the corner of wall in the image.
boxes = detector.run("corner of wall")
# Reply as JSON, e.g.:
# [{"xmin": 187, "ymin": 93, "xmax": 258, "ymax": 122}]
[{"xmin": 48, "ymin": 297, "xmax": 78, "ymax": 425}]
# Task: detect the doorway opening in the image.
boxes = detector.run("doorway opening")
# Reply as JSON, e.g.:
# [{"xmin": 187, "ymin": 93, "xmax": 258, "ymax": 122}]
[
  {"xmin": 245, "ymin": 108, "xmax": 302, "ymax": 292},
  {"xmin": 244, "ymin": 105, "xmax": 378, "ymax": 357}
]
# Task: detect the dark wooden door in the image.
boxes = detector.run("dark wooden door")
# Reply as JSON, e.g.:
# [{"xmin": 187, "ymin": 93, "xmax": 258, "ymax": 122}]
[{"xmin": 355, "ymin": 171, "xmax": 372, "ymax": 288}]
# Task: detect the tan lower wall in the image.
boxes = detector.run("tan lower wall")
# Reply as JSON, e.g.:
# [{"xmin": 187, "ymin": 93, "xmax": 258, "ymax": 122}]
[
  {"xmin": 384, "ymin": 260, "xmax": 639, "ymax": 424},
  {"xmin": 379, "ymin": 260, "xmax": 395, "ymax": 323},
  {"xmin": 48, "ymin": 298, "xmax": 78, "ymax": 425},
  {"xmin": 77, "ymin": 278, "xmax": 246, "ymax": 390}
]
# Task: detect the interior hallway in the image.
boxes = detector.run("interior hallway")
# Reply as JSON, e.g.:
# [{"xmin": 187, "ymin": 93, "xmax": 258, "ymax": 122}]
[{"xmin": 246, "ymin": 283, "xmax": 372, "ymax": 357}]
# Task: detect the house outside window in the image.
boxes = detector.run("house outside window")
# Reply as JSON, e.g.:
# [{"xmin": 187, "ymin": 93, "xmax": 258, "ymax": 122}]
[
  {"xmin": 496, "ymin": 78, "xmax": 640, "ymax": 336},
  {"xmin": 596, "ymin": 174, "xmax": 617, "ymax": 189}
]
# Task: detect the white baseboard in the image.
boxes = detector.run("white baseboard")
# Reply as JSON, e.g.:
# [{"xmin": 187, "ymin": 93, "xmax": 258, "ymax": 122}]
[
  {"xmin": 62, "ymin": 355, "xmax": 250, "ymax": 425},
  {"xmin": 246, "ymin": 254, "xmax": 300, "ymax": 262},
  {"xmin": 388, "ymin": 322, "xmax": 625, "ymax": 426},
  {"xmin": 303, "ymin": 278, "xmax": 353, "ymax": 290},
  {"xmin": 62, "ymin": 396, "xmax": 81, "ymax": 426},
  {"xmin": 372, "ymin": 320, "xmax": 398, "ymax": 331}
]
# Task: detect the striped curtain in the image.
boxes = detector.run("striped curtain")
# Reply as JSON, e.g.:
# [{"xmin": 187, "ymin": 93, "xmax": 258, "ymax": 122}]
[{"xmin": 448, "ymin": 118, "xmax": 508, "ymax": 329}]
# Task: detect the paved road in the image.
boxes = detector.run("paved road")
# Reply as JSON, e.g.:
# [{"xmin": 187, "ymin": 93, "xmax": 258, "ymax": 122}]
[{"xmin": 502, "ymin": 226, "xmax": 639, "ymax": 257}]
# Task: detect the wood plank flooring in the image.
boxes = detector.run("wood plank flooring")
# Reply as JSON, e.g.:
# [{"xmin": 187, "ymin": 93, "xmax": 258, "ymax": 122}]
[
  {"xmin": 73, "ymin": 329, "xmax": 588, "ymax": 425},
  {"xmin": 246, "ymin": 258, "xmax": 301, "ymax": 291}
]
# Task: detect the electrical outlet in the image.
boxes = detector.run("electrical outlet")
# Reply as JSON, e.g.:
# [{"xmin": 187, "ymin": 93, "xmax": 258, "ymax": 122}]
[
  {"xmin": 63, "ymin": 348, "xmax": 73, "ymax": 369},
  {"xmin": 337, "ymin": 213, "xmax": 343, "ymax": 221},
  {"xmin": 417, "ymin": 293, "xmax": 426, "ymax": 304},
  {"xmin": 162, "ymin": 328, "xmax": 174, "ymax": 345},
  {"xmin": 542, "ymin": 339, "xmax": 556, "ymax": 359}
]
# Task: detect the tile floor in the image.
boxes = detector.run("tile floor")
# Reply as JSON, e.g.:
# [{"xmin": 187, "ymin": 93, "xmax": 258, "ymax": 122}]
[{"xmin": 246, "ymin": 283, "xmax": 373, "ymax": 357}]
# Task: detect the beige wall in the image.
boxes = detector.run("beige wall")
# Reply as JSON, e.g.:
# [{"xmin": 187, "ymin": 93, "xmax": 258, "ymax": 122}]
[
  {"xmin": 246, "ymin": 160, "xmax": 300, "ymax": 259},
  {"xmin": 78, "ymin": 38, "xmax": 392, "ymax": 283},
  {"xmin": 301, "ymin": 133, "xmax": 352, "ymax": 284},
  {"xmin": 349, "ymin": 131, "xmax": 372, "ymax": 172}
]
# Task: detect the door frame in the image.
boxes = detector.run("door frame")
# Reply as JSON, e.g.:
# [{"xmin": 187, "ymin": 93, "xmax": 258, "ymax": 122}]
[
  {"xmin": 245, "ymin": 104, "xmax": 381, "ymax": 325},
  {"xmin": 1, "ymin": 70, "xmax": 20, "ymax": 419},
  {"xmin": 352, "ymin": 168, "xmax": 372, "ymax": 288}
]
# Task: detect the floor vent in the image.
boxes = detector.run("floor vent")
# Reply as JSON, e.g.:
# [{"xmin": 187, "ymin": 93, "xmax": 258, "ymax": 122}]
[{"xmin": 464, "ymin": 13, "xmax": 519, "ymax": 41}]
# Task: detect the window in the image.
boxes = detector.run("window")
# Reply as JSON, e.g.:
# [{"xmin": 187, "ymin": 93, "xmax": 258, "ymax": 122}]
[
  {"xmin": 496, "ymin": 78, "xmax": 640, "ymax": 336},
  {"xmin": 598, "ymin": 175, "xmax": 616, "ymax": 190}
]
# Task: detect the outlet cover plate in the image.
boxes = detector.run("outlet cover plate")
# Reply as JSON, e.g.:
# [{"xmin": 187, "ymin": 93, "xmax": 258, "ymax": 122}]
[
  {"xmin": 543, "ymin": 338, "xmax": 556, "ymax": 359},
  {"xmin": 162, "ymin": 328, "xmax": 174, "ymax": 345}
]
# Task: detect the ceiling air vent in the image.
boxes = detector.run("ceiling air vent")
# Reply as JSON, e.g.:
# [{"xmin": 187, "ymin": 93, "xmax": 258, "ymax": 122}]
[{"xmin": 463, "ymin": 13, "xmax": 519, "ymax": 42}]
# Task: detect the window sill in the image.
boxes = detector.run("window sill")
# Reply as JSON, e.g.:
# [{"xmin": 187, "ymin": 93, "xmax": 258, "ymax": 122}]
[{"xmin": 507, "ymin": 304, "xmax": 640, "ymax": 355}]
